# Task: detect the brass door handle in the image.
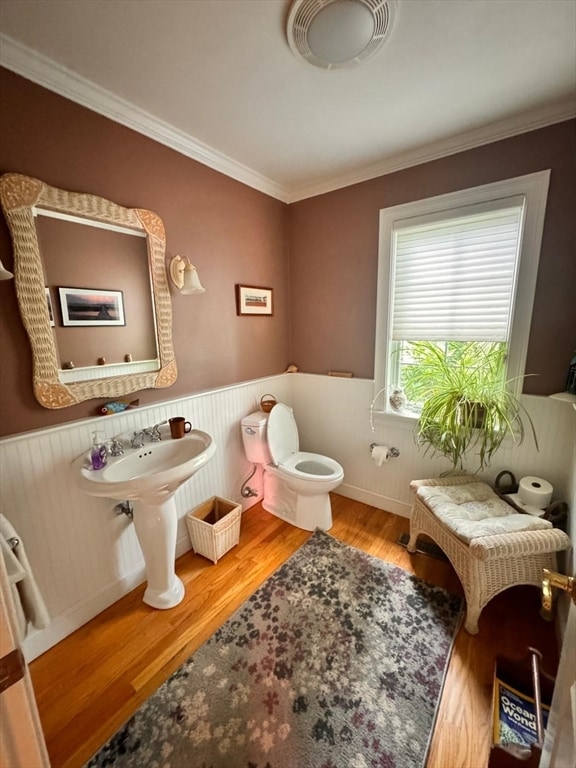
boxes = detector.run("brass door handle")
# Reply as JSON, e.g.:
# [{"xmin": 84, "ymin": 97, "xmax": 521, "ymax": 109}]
[{"xmin": 541, "ymin": 568, "xmax": 575, "ymax": 619}]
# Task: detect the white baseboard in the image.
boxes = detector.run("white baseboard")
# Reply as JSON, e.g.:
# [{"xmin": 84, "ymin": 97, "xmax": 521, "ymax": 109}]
[
  {"xmin": 23, "ymin": 563, "xmax": 148, "ymax": 662},
  {"xmin": 22, "ymin": 489, "xmax": 411, "ymax": 661},
  {"xmin": 336, "ymin": 485, "xmax": 411, "ymax": 519},
  {"xmin": 240, "ymin": 494, "xmax": 263, "ymax": 512},
  {"xmin": 25, "ymin": 534, "xmax": 194, "ymax": 661}
]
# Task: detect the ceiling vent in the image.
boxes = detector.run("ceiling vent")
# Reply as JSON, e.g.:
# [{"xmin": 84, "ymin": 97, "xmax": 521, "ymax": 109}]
[{"xmin": 287, "ymin": 0, "xmax": 397, "ymax": 70}]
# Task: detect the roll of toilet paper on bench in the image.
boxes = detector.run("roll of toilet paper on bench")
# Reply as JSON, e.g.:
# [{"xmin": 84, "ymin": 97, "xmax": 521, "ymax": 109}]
[
  {"xmin": 518, "ymin": 476, "xmax": 553, "ymax": 509},
  {"xmin": 371, "ymin": 445, "xmax": 390, "ymax": 467}
]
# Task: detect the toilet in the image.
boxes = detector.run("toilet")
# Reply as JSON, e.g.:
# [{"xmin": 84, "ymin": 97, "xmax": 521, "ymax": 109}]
[{"xmin": 241, "ymin": 403, "xmax": 344, "ymax": 531}]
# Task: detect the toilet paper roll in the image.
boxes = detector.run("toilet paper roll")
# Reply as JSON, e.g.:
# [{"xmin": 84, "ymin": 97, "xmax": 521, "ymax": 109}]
[
  {"xmin": 518, "ymin": 476, "xmax": 553, "ymax": 509},
  {"xmin": 371, "ymin": 445, "xmax": 389, "ymax": 467}
]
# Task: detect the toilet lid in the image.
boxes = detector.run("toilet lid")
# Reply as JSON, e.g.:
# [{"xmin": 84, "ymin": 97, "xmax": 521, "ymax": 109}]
[{"xmin": 267, "ymin": 403, "xmax": 299, "ymax": 465}]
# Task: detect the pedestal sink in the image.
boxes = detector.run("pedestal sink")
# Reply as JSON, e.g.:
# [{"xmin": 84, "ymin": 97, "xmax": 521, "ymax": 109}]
[{"xmin": 72, "ymin": 430, "xmax": 216, "ymax": 609}]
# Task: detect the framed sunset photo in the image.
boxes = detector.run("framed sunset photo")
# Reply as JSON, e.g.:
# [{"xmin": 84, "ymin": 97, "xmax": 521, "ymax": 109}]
[
  {"xmin": 235, "ymin": 284, "xmax": 273, "ymax": 316},
  {"xmin": 58, "ymin": 287, "xmax": 125, "ymax": 327}
]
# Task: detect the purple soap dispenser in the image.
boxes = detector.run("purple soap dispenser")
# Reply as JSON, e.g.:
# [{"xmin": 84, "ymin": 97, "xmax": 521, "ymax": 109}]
[{"xmin": 90, "ymin": 430, "xmax": 108, "ymax": 470}]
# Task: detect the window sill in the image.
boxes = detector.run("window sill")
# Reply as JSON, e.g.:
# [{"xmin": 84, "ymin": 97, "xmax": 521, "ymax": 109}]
[{"xmin": 371, "ymin": 408, "xmax": 418, "ymax": 431}]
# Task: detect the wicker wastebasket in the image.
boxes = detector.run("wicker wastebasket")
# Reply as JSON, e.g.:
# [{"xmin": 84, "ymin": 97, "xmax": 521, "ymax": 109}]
[{"xmin": 186, "ymin": 496, "xmax": 241, "ymax": 564}]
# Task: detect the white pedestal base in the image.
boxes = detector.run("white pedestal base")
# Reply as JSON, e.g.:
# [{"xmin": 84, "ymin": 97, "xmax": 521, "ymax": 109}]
[{"xmin": 132, "ymin": 497, "xmax": 185, "ymax": 609}]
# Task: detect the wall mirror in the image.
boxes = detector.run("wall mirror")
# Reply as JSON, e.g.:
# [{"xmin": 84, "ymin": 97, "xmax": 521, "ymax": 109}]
[{"xmin": 0, "ymin": 173, "xmax": 177, "ymax": 408}]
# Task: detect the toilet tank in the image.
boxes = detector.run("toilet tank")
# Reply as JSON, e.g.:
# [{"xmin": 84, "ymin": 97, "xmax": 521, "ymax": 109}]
[{"xmin": 241, "ymin": 411, "xmax": 272, "ymax": 464}]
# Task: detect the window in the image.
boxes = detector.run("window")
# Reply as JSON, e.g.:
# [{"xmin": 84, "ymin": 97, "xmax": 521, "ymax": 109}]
[{"xmin": 374, "ymin": 171, "xmax": 550, "ymax": 419}]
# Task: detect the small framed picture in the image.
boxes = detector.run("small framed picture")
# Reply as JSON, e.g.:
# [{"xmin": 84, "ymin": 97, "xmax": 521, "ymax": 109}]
[
  {"xmin": 45, "ymin": 287, "xmax": 55, "ymax": 327},
  {"xmin": 235, "ymin": 284, "xmax": 273, "ymax": 316},
  {"xmin": 58, "ymin": 287, "xmax": 125, "ymax": 327}
]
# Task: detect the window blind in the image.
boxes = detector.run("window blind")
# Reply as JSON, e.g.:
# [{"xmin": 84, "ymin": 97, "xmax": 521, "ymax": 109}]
[{"xmin": 391, "ymin": 199, "xmax": 525, "ymax": 342}]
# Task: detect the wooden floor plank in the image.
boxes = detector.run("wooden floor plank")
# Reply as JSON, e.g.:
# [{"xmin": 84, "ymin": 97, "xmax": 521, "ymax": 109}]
[{"xmin": 29, "ymin": 494, "xmax": 559, "ymax": 768}]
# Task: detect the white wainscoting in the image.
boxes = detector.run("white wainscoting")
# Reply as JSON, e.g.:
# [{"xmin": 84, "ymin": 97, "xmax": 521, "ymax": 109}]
[
  {"xmin": 1, "ymin": 372, "xmax": 573, "ymax": 661},
  {"xmin": 0, "ymin": 375, "xmax": 293, "ymax": 661},
  {"xmin": 292, "ymin": 374, "xmax": 575, "ymax": 518}
]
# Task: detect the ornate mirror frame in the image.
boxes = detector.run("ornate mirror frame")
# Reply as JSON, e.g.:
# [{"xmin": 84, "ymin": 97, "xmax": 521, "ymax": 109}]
[{"xmin": 0, "ymin": 173, "xmax": 177, "ymax": 408}]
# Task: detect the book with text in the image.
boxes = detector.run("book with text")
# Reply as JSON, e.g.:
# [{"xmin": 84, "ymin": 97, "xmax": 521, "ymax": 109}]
[{"xmin": 493, "ymin": 676, "xmax": 550, "ymax": 750}]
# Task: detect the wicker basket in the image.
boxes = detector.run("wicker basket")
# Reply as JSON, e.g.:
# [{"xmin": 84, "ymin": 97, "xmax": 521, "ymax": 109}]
[
  {"xmin": 260, "ymin": 394, "xmax": 277, "ymax": 413},
  {"xmin": 186, "ymin": 497, "xmax": 241, "ymax": 564}
]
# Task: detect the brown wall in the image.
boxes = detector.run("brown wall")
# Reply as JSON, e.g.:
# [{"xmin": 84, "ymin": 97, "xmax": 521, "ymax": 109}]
[
  {"xmin": 288, "ymin": 120, "xmax": 576, "ymax": 395},
  {"xmin": 0, "ymin": 69, "xmax": 290, "ymax": 436},
  {"xmin": 1, "ymin": 67, "xmax": 574, "ymax": 438}
]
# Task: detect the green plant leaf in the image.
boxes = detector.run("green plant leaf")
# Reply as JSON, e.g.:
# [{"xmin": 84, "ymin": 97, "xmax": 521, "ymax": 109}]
[{"xmin": 407, "ymin": 341, "xmax": 538, "ymax": 471}]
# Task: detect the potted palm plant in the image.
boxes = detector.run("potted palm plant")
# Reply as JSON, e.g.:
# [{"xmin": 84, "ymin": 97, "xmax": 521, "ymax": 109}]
[{"xmin": 401, "ymin": 341, "xmax": 538, "ymax": 472}]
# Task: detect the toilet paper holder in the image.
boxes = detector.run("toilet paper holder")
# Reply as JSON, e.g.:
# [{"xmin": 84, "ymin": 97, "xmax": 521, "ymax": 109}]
[{"xmin": 370, "ymin": 444, "xmax": 400, "ymax": 458}]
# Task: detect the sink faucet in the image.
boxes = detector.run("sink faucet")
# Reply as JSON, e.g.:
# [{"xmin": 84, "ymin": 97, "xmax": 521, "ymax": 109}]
[
  {"xmin": 130, "ymin": 421, "xmax": 167, "ymax": 448},
  {"xmin": 143, "ymin": 420, "xmax": 168, "ymax": 443},
  {"xmin": 130, "ymin": 430, "xmax": 145, "ymax": 449}
]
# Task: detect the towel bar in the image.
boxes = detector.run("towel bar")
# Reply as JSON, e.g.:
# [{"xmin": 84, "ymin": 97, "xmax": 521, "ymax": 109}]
[{"xmin": 6, "ymin": 536, "xmax": 19, "ymax": 551}]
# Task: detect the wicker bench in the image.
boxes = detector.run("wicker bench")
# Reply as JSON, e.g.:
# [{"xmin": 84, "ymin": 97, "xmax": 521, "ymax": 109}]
[{"xmin": 408, "ymin": 475, "xmax": 571, "ymax": 634}]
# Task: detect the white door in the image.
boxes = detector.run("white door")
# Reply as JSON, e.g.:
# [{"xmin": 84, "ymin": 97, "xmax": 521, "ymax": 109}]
[
  {"xmin": 0, "ymin": 550, "xmax": 50, "ymax": 768},
  {"xmin": 539, "ymin": 600, "xmax": 576, "ymax": 768}
]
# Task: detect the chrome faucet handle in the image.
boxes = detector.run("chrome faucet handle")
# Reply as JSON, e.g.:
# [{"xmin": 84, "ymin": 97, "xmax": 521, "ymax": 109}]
[
  {"xmin": 130, "ymin": 431, "xmax": 145, "ymax": 449},
  {"xmin": 143, "ymin": 426, "xmax": 160, "ymax": 442},
  {"xmin": 149, "ymin": 420, "xmax": 168, "ymax": 441},
  {"xmin": 107, "ymin": 437, "xmax": 125, "ymax": 457}
]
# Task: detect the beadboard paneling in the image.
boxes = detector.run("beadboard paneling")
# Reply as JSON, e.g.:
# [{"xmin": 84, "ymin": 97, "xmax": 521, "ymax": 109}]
[
  {"xmin": 0, "ymin": 375, "xmax": 292, "ymax": 660},
  {"xmin": 292, "ymin": 374, "xmax": 575, "ymax": 515},
  {"xmin": 1, "ymin": 372, "xmax": 573, "ymax": 661}
]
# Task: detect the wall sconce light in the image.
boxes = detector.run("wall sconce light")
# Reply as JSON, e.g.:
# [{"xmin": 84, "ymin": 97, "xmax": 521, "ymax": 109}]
[
  {"xmin": 0, "ymin": 259, "xmax": 14, "ymax": 280},
  {"xmin": 169, "ymin": 255, "xmax": 206, "ymax": 295}
]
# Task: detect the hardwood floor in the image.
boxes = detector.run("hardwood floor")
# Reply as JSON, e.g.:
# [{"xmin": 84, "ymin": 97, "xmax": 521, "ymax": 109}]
[{"xmin": 29, "ymin": 494, "xmax": 559, "ymax": 768}]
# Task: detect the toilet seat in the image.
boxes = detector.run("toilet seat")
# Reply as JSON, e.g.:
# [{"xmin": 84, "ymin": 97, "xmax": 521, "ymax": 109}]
[
  {"xmin": 267, "ymin": 404, "xmax": 343, "ymax": 483},
  {"xmin": 276, "ymin": 451, "xmax": 343, "ymax": 482}
]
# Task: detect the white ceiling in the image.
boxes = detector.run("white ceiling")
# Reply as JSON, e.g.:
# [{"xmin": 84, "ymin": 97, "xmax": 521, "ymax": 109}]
[{"xmin": 1, "ymin": 0, "xmax": 575, "ymax": 202}]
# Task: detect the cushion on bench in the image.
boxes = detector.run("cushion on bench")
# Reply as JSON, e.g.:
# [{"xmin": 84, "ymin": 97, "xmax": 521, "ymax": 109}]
[{"xmin": 416, "ymin": 481, "xmax": 552, "ymax": 544}]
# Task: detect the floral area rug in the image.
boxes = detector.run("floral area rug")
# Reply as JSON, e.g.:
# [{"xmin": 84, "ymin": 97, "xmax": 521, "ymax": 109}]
[{"xmin": 86, "ymin": 529, "xmax": 463, "ymax": 768}]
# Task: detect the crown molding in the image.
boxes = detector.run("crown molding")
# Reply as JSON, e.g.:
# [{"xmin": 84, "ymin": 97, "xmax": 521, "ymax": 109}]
[
  {"xmin": 287, "ymin": 99, "xmax": 576, "ymax": 202},
  {"xmin": 0, "ymin": 34, "xmax": 289, "ymax": 202},
  {"xmin": 2, "ymin": 33, "xmax": 574, "ymax": 206}
]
